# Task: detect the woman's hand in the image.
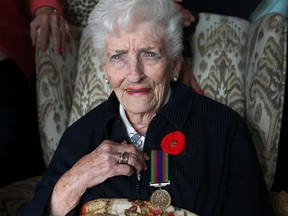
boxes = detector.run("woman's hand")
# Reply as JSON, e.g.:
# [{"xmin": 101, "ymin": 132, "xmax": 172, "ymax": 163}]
[
  {"xmin": 49, "ymin": 140, "xmax": 150, "ymax": 215},
  {"xmin": 173, "ymin": 0, "xmax": 195, "ymax": 27},
  {"xmin": 30, "ymin": 7, "xmax": 69, "ymax": 55}
]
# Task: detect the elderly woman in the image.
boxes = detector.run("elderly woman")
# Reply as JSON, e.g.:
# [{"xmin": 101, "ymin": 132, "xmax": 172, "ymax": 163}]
[{"xmin": 18, "ymin": 0, "xmax": 273, "ymax": 215}]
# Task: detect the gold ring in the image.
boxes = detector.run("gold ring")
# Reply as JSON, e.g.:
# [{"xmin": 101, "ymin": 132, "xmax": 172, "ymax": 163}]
[{"xmin": 118, "ymin": 152, "xmax": 129, "ymax": 164}]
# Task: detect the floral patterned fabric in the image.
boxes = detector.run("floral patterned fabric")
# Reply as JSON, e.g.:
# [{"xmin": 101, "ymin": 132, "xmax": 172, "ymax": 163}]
[
  {"xmin": 80, "ymin": 198, "xmax": 199, "ymax": 216},
  {"xmin": 190, "ymin": 14, "xmax": 249, "ymax": 117},
  {"xmin": 245, "ymin": 13, "xmax": 287, "ymax": 189}
]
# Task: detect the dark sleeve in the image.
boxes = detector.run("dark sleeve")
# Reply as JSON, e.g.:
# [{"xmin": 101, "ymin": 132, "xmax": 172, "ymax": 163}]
[
  {"xmin": 222, "ymin": 120, "xmax": 273, "ymax": 215},
  {"xmin": 194, "ymin": 0, "xmax": 261, "ymax": 20},
  {"xmin": 181, "ymin": 0, "xmax": 199, "ymax": 57},
  {"xmin": 182, "ymin": 0, "xmax": 199, "ymax": 35}
]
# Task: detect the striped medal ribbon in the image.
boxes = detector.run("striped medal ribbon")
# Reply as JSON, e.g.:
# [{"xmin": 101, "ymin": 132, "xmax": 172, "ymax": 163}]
[{"xmin": 150, "ymin": 150, "xmax": 171, "ymax": 210}]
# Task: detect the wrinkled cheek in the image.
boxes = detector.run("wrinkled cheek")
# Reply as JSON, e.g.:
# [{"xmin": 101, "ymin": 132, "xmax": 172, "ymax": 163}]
[
  {"xmin": 108, "ymin": 77, "xmax": 125, "ymax": 90},
  {"xmin": 113, "ymin": 88, "xmax": 125, "ymax": 99},
  {"xmin": 154, "ymin": 84, "xmax": 167, "ymax": 100}
]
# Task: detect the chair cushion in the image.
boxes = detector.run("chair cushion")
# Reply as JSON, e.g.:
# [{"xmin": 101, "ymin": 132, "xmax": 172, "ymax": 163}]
[{"xmin": 0, "ymin": 176, "xmax": 41, "ymax": 216}]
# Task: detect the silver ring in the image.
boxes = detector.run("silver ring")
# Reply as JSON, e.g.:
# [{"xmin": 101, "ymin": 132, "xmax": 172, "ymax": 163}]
[{"xmin": 118, "ymin": 152, "xmax": 129, "ymax": 164}]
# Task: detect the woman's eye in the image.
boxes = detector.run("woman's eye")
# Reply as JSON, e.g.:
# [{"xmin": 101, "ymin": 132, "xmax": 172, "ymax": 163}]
[
  {"xmin": 144, "ymin": 52, "xmax": 156, "ymax": 58},
  {"xmin": 111, "ymin": 54, "xmax": 122, "ymax": 60}
]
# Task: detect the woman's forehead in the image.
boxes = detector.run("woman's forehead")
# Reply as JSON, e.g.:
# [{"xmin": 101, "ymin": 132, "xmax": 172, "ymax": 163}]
[{"xmin": 105, "ymin": 23, "xmax": 164, "ymax": 48}]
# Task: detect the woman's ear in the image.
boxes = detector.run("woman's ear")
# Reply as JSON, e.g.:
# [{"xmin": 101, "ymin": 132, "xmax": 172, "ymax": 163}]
[{"xmin": 172, "ymin": 53, "xmax": 182, "ymax": 79}]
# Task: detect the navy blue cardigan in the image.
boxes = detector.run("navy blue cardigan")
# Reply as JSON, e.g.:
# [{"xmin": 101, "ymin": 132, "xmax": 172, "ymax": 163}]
[{"xmin": 18, "ymin": 82, "xmax": 273, "ymax": 216}]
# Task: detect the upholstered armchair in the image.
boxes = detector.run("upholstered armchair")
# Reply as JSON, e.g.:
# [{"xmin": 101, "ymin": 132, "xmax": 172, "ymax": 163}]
[{"xmin": 0, "ymin": 12, "xmax": 287, "ymax": 216}]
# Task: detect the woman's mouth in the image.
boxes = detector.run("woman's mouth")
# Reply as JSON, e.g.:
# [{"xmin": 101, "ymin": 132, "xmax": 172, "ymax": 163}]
[{"xmin": 126, "ymin": 87, "xmax": 151, "ymax": 95}]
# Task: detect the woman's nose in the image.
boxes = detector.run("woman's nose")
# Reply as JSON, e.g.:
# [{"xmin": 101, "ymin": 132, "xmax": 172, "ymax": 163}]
[{"xmin": 126, "ymin": 58, "xmax": 145, "ymax": 83}]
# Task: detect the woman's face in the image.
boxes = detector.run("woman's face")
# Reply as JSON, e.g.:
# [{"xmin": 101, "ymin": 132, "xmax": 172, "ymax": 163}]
[{"xmin": 103, "ymin": 22, "xmax": 181, "ymax": 117}]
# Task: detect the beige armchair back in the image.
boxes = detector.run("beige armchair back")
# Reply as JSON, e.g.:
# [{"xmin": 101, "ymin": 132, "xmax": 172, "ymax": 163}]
[{"xmin": 190, "ymin": 12, "xmax": 287, "ymax": 190}]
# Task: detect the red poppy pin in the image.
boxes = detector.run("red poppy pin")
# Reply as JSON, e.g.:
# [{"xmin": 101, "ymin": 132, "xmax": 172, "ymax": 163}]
[{"xmin": 160, "ymin": 131, "xmax": 186, "ymax": 155}]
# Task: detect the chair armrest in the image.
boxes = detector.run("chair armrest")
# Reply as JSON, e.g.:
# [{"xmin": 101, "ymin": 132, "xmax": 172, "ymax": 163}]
[{"xmin": 0, "ymin": 176, "xmax": 41, "ymax": 216}]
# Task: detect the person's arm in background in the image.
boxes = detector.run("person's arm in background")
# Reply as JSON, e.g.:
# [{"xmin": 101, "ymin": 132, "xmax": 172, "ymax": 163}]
[
  {"xmin": 174, "ymin": 0, "xmax": 203, "ymax": 94},
  {"xmin": 28, "ymin": 0, "xmax": 69, "ymax": 55}
]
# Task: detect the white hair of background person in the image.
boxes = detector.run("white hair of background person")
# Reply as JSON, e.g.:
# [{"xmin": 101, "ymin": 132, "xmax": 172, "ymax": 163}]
[{"xmin": 87, "ymin": 0, "xmax": 184, "ymax": 65}]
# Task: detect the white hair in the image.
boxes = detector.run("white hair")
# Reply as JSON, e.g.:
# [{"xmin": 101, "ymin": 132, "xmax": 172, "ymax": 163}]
[{"xmin": 87, "ymin": 0, "xmax": 183, "ymax": 65}]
